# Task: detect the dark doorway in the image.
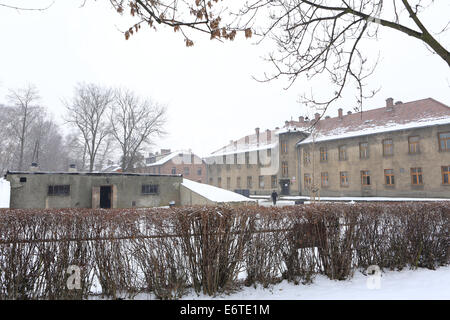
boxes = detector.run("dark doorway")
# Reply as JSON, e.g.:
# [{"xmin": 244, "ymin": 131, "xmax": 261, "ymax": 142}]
[
  {"xmin": 280, "ymin": 180, "xmax": 290, "ymax": 196},
  {"xmin": 100, "ymin": 186, "xmax": 112, "ymax": 209}
]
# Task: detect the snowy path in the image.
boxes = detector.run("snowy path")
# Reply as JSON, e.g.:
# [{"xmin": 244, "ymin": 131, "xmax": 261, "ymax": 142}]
[{"xmin": 180, "ymin": 267, "xmax": 450, "ymax": 300}]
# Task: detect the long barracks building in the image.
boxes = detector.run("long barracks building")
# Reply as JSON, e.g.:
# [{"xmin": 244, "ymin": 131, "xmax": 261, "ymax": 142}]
[{"xmin": 205, "ymin": 97, "xmax": 450, "ymax": 198}]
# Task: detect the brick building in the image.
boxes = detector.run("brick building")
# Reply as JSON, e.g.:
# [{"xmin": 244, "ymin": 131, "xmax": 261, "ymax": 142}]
[
  {"xmin": 140, "ymin": 149, "xmax": 207, "ymax": 183},
  {"xmin": 206, "ymin": 97, "xmax": 450, "ymax": 198}
]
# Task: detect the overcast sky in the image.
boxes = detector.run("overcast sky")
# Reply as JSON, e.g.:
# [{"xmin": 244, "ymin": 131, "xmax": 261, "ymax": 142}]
[{"xmin": 0, "ymin": 0, "xmax": 449, "ymax": 158}]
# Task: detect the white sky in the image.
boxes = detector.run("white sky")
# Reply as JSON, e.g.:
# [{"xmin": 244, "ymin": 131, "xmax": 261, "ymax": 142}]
[{"xmin": 0, "ymin": 0, "xmax": 449, "ymax": 158}]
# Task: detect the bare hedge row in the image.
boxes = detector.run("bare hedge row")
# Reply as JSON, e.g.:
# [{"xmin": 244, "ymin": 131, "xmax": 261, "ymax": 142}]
[{"xmin": 0, "ymin": 202, "xmax": 449, "ymax": 299}]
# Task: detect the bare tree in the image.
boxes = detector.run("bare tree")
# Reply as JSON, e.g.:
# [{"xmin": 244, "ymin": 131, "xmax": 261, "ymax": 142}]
[
  {"xmin": 110, "ymin": 1, "xmax": 449, "ymax": 113},
  {"xmin": 7, "ymin": 84, "xmax": 43, "ymax": 171},
  {"xmin": 0, "ymin": 105, "xmax": 16, "ymax": 175},
  {"xmin": 65, "ymin": 83, "xmax": 114, "ymax": 172},
  {"xmin": 110, "ymin": 88, "xmax": 166, "ymax": 172}
]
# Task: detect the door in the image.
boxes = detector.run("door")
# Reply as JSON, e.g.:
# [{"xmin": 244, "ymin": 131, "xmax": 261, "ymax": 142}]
[
  {"xmin": 280, "ymin": 179, "xmax": 290, "ymax": 195},
  {"xmin": 100, "ymin": 186, "xmax": 112, "ymax": 209}
]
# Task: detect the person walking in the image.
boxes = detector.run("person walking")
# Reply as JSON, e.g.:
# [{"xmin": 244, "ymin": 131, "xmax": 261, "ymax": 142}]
[{"xmin": 271, "ymin": 190, "xmax": 278, "ymax": 205}]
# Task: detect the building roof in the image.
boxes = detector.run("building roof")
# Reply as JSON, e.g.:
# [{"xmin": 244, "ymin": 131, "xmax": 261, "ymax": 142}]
[
  {"xmin": 145, "ymin": 150, "xmax": 204, "ymax": 167},
  {"xmin": 297, "ymin": 98, "xmax": 450, "ymax": 145},
  {"xmin": 181, "ymin": 179, "xmax": 256, "ymax": 203},
  {"xmin": 5, "ymin": 171, "xmax": 182, "ymax": 177}
]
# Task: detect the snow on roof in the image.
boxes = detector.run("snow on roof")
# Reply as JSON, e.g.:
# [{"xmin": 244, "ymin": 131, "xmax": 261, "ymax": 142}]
[
  {"xmin": 182, "ymin": 179, "xmax": 256, "ymax": 203},
  {"xmin": 206, "ymin": 141, "xmax": 279, "ymax": 158},
  {"xmin": 145, "ymin": 151, "xmax": 180, "ymax": 167},
  {"xmin": 298, "ymin": 98, "xmax": 450, "ymax": 145},
  {"xmin": 298, "ymin": 116, "xmax": 450, "ymax": 145}
]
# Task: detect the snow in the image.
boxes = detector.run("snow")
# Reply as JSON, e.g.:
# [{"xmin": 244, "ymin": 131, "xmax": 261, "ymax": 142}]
[
  {"xmin": 0, "ymin": 178, "xmax": 10, "ymax": 208},
  {"xmin": 207, "ymin": 141, "xmax": 278, "ymax": 158},
  {"xmin": 180, "ymin": 266, "xmax": 450, "ymax": 300},
  {"xmin": 252, "ymin": 195, "xmax": 450, "ymax": 202},
  {"xmin": 182, "ymin": 178, "xmax": 256, "ymax": 203},
  {"xmin": 145, "ymin": 151, "xmax": 180, "ymax": 167},
  {"xmin": 298, "ymin": 116, "xmax": 450, "ymax": 145}
]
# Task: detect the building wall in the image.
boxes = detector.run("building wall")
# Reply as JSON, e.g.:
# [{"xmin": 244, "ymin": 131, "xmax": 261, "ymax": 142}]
[
  {"xmin": 6, "ymin": 173, "xmax": 182, "ymax": 209},
  {"xmin": 298, "ymin": 124, "xmax": 450, "ymax": 198},
  {"xmin": 206, "ymin": 131, "xmax": 305, "ymax": 196}
]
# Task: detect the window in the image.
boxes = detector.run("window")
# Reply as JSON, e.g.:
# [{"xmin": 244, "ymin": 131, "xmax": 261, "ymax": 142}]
[
  {"xmin": 247, "ymin": 176, "xmax": 252, "ymax": 189},
  {"xmin": 222, "ymin": 155, "xmax": 226, "ymax": 164},
  {"xmin": 383, "ymin": 139, "xmax": 393, "ymax": 156},
  {"xmin": 321, "ymin": 172, "xmax": 328, "ymax": 187},
  {"xmin": 359, "ymin": 142, "xmax": 369, "ymax": 159},
  {"xmin": 361, "ymin": 171, "xmax": 371, "ymax": 186},
  {"xmin": 281, "ymin": 140, "xmax": 288, "ymax": 153},
  {"xmin": 217, "ymin": 177, "xmax": 222, "ymax": 188},
  {"xmin": 237, "ymin": 177, "xmax": 241, "ymax": 188},
  {"xmin": 438, "ymin": 132, "xmax": 450, "ymax": 151},
  {"xmin": 48, "ymin": 185, "xmax": 70, "ymax": 196},
  {"xmin": 171, "ymin": 167, "xmax": 176, "ymax": 174},
  {"xmin": 304, "ymin": 174, "xmax": 312, "ymax": 189},
  {"xmin": 227, "ymin": 177, "xmax": 231, "ymax": 189},
  {"xmin": 411, "ymin": 167, "xmax": 423, "ymax": 185},
  {"xmin": 282, "ymin": 161, "xmax": 288, "ymax": 177},
  {"xmin": 303, "ymin": 150, "xmax": 310, "ymax": 165},
  {"xmin": 340, "ymin": 172, "xmax": 349, "ymax": 187},
  {"xmin": 259, "ymin": 176, "xmax": 265, "ymax": 189},
  {"xmin": 408, "ymin": 136, "xmax": 420, "ymax": 154},
  {"xmin": 271, "ymin": 175, "xmax": 277, "ymax": 188},
  {"xmin": 142, "ymin": 184, "xmax": 158, "ymax": 194},
  {"xmin": 234, "ymin": 153, "xmax": 237, "ymax": 164},
  {"xmin": 20, "ymin": 177, "xmax": 27, "ymax": 183},
  {"xmin": 267, "ymin": 148, "xmax": 271, "ymax": 158},
  {"xmin": 184, "ymin": 167, "xmax": 190, "ymax": 175},
  {"xmin": 209, "ymin": 177, "xmax": 213, "ymax": 185},
  {"xmin": 245, "ymin": 152, "xmax": 250, "ymax": 165},
  {"xmin": 338, "ymin": 145, "xmax": 347, "ymax": 161},
  {"xmin": 442, "ymin": 166, "xmax": 450, "ymax": 184},
  {"xmin": 384, "ymin": 169, "xmax": 395, "ymax": 185},
  {"xmin": 320, "ymin": 147, "xmax": 328, "ymax": 161},
  {"xmin": 197, "ymin": 168, "xmax": 202, "ymax": 175}
]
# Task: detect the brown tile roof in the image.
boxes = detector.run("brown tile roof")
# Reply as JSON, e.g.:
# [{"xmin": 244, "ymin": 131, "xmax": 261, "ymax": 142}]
[
  {"xmin": 209, "ymin": 97, "xmax": 449, "ymax": 154},
  {"xmin": 298, "ymin": 98, "xmax": 450, "ymax": 144}
]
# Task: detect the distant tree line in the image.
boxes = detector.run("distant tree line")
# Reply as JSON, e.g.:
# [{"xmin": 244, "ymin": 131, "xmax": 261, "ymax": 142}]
[{"xmin": 0, "ymin": 83, "xmax": 166, "ymax": 175}]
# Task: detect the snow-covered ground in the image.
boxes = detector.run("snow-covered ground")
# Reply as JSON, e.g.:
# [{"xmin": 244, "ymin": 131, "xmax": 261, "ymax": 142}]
[
  {"xmin": 0, "ymin": 178, "xmax": 10, "ymax": 208},
  {"xmin": 178, "ymin": 267, "xmax": 450, "ymax": 300}
]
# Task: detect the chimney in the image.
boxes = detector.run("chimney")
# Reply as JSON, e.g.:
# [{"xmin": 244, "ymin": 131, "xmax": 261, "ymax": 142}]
[
  {"xmin": 386, "ymin": 97, "xmax": 394, "ymax": 108},
  {"xmin": 30, "ymin": 162, "xmax": 39, "ymax": 172},
  {"xmin": 255, "ymin": 127, "xmax": 260, "ymax": 145},
  {"xmin": 299, "ymin": 116, "xmax": 304, "ymax": 122},
  {"xmin": 338, "ymin": 108, "xmax": 343, "ymax": 119},
  {"xmin": 314, "ymin": 113, "xmax": 320, "ymax": 121},
  {"xmin": 347, "ymin": 111, "xmax": 352, "ymax": 115},
  {"xmin": 266, "ymin": 129, "xmax": 271, "ymax": 142},
  {"xmin": 68, "ymin": 164, "xmax": 77, "ymax": 173}
]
